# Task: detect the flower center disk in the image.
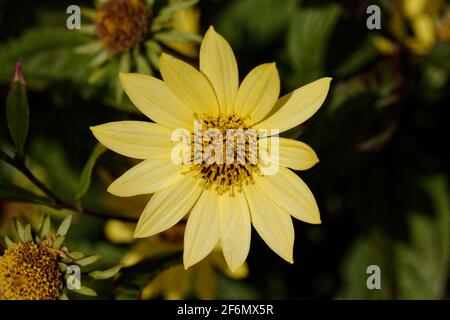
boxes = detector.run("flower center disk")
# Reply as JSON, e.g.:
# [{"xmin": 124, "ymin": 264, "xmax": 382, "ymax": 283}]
[
  {"xmin": 0, "ymin": 242, "xmax": 61, "ymax": 300},
  {"xmin": 189, "ymin": 114, "xmax": 260, "ymax": 196},
  {"xmin": 95, "ymin": 0, "xmax": 149, "ymax": 55}
]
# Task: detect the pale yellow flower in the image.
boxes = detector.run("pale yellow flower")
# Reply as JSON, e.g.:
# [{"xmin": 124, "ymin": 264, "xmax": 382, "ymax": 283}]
[
  {"xmin": 375, "ymin": 0, "xmax": 446, "ymax": 55},
  {"xmin": 91, "ymin": 26, "xmax": 331, "ymax": 271}
]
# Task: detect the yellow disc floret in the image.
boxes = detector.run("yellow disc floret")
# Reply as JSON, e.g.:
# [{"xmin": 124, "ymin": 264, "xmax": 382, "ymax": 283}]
[
  {"xmin": 0, "ymin": 242, "xmax": 61, "ymax": 300},
  {"xmin": 189, "ymin": 113, "xmax": 260, "ymax": 196}
]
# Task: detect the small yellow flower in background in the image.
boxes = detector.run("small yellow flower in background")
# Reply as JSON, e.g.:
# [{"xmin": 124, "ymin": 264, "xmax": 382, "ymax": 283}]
[
  {"xmin": 375, "ymin": 0, "xmax": 448, "ymax": 55},
  {"xmin": 166, "ymin": 0, "xmax": 201, "ymax": 58},
  {"xmin": 91, "ymin": 26, "xmax": 331, "ymax": 271},
  {"xmin": 75, "ymin": 0, "xmax": 202, "ymax": 102},
  {"xmin": 105, "ymin": 220, "xmax": 248, "ymax": 299}
]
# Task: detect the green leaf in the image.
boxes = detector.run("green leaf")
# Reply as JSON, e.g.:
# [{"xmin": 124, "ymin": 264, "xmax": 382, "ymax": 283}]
[
  {"xmin": 0, "ymin": 182, "xmax": 50, "ymax": 206},
  {"xmin": 0, "ymin": 27, "xmax": 90, "ymax": 89},
  {"xmin": 73, "ymin": 286, "xmax": 97, "ymax": 297},
  {"xmin": 113, "ymin": 251, "xmax": 182, "ymax": 299},
  {"xmin": 216, "ymin": 0, "xmax": 297, "ymax": 48},
  {"xmin": 6, "ymin": 62, "xmax": 30, "ymax": 155},
  {"xmin": 75, "ymin": 254, "xmax": 102, "ymax": 267},
  {"xmin": 334, "ymin": 36, "xmax": 378, "ymax": 79},
  {"xmin": 286, "ymin": 4, "xmax": 341, "ymax": 86},
  {"xmin": 56, "ymin": 214, "xmax": 73, "ymax": 236},
  {"xmin": 75, "ymin": 144, "xmax": 107, "ymax": 201},
  {"xmin": 395, "ymin": 175, "xmax": 450, "ymax": 299},
  {"xmin": 337, "ymin": 233, "xmax": 393, "ymax": 299},
  {"xmin": 89, "ymin": 265, "xmax": 123, "ymax": 280}
]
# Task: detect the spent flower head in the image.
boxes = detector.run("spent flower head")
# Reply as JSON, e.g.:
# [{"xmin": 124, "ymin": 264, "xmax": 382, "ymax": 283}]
[{"xmin": 0, "ymin": 214, "xmax": 121, "ymax": 300}]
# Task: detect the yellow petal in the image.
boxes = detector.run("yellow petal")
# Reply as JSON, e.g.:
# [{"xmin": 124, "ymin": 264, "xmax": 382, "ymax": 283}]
[
  {"xmin": 119, "ymin": 72, "xmax": 194, "ymax": 129},
  {"xmin": 219, "ymin": 192, "xmax": 251, "ymax": 272},
  {"xmin": 254, "ymin": 77, "xmax": 332, "ymax": 134},
  {"xmin": 244, "ymin": 183, "xmax": 294, "ymax": 263},
  {"xmin": 209, "ymin": 250, "xmax": 249, "ymax": 279},
  {"xmin": 258, "ymin": 167, "xmax": 321, "ymax": 224},
  {"xmin": 134, "ymin": 175, "xmax": 202, "ymax": 238},
  {"xmin": 160, "ymin": 53, "xmax": 219, "ymax": 117},
  {"xmin": 200, "ymin": 26, "xmax": 238, "ymax": 115},
  {"xmin": 278, "ymin": 138, "xmax": 319, "ymax": 170},
  {"xmin": 108, "ymin": 160, "xmax": 185, "ymax": 197},
  {"xmin": 91, "ymin": 121, "xmax": 173, "ymax": 160},
  {"xmin": 184, "ymin": 190, "xmax": 220, "ymax": 269},
  {"xmin": 235, "ymin": 63, "xmax": 280, "ymax": 124}
]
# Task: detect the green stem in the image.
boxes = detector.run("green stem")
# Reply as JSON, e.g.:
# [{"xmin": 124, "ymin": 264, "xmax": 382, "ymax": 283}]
[{"xmin": 0, "ymin": 149, "xmax": 137, "ymax": 223}]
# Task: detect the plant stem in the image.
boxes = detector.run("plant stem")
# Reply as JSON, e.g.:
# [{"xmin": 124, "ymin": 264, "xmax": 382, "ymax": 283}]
[{"xmin": 0, "ymin": 149, "xmax": 138, "ymax": 223}]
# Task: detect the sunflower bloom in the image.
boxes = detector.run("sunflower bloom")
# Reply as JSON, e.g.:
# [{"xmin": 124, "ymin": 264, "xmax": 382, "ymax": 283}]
[{"xmin": 91, "ymin": 26, "xmax": 331, "ymax": 271}]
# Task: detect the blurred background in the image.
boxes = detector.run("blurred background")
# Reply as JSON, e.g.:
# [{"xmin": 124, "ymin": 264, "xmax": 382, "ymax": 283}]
[{"xmin": 0, "ymin": 0, "xmax": 449, "ymax": 299}]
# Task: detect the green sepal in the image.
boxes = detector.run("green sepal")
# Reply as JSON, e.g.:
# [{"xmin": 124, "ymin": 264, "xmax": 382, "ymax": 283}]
[
  {"xmin": 56, "ymin": 214, "xmax": 73, "ymax": 237},
  {"xmin": 75, "ymin": 254, "xmax": 102, "ymax": 266},
  {"xmin": 89, "ymin": 265, "xmax": 123, "ymax": 280}
]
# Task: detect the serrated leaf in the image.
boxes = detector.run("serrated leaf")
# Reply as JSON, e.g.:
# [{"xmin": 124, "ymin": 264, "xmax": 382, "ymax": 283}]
[
  {"xmin": 56, "ymin": 214, "xmax": 73, "ymax": 236},
  {"xmin": 89, "ymin": 265, "xmax": 123, "ymax": 280},
  {"xmin": 75, "ymin": 254, "xmax": 102, "ymax": 266},
  {"xmin": 6, "ymin": 63, "xmax": 29, "ymax": 155},
  {"xmin": 113, "ymin": 251, "xmax": 182, "ymax": 299},
  {"xmin": 75, "ymin": 144, "xmax": 106, "ymax": 201}
]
